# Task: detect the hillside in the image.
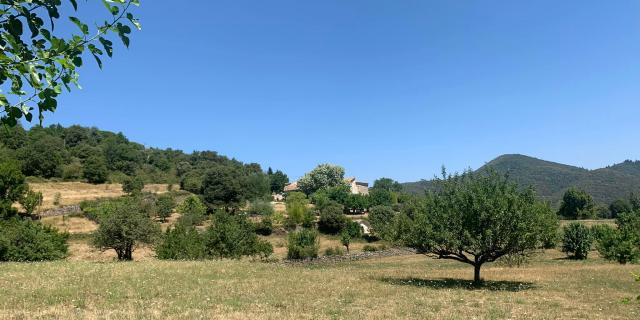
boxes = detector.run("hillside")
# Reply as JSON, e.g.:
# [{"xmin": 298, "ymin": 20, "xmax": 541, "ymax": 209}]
[{"xmin": 402, "ymin": 154, "xmax": 640, "ymax": 206}]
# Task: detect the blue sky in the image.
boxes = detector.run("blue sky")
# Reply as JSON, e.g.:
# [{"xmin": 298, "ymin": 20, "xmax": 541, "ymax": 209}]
[{"xmin": 39, "ymin": 0, "xmax": 640, "ymax": 182}]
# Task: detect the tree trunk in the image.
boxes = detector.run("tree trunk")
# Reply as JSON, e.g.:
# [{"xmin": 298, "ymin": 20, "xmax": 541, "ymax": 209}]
[{"xmin": 473, "ymin": 264, "xmax": 482, "ymax": 285}]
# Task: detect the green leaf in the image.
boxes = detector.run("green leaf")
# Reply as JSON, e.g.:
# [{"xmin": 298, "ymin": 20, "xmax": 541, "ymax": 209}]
[
  {"xmin": 69, "ymin": 17, "xmax": 89, "ymax": 35},
  {"xmin": 127, "ymin": 13, "xmax": 142, "ymax": 30},
  {"xmin": 69, "ymin": 0, "xmax": 78, "ymax": 11}
]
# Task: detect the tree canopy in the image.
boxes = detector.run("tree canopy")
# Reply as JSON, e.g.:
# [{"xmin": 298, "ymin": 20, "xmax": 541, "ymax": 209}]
[
  {"xmin": 394, "ymin": 169, "xmax": 558, "ymax": 284},
  {"xmin": 1, "ymin": 0, "xmax": 141, "ymax": 126},
  {"xmin": 297, "ymin": 164, "xmax": 346, "ymax": 195}
]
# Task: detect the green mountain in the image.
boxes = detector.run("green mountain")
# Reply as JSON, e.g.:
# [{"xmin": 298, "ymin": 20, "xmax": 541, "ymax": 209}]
[{"xmin": 402, "ymin": 154, "xmax": 640, "ymax": 206}]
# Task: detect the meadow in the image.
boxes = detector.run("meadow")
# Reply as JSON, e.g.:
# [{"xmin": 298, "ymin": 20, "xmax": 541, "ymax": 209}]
[{"xmin": 1, "ymin": 250, "xmax": 638, "ymax": 319}]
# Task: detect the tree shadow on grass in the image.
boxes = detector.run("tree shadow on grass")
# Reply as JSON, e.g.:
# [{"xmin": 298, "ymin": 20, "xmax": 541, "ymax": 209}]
[{"xmin": 377, "ymin": 277, "xmax": 535, "ymax": 292}]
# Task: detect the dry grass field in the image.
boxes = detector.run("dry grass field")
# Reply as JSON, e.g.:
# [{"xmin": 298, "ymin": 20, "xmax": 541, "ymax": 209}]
[
  {"xmin": 0, "ymin": 250, "xmax": 638, "ymax": 319},
  {"xmin": 29, "ymin": 182, "xmax": 177, "ymax": 210}
]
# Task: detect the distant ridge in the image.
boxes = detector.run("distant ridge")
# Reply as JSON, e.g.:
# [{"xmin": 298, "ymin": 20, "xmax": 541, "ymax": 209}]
[{"xmin": 402, "ymin": 154, "xmax": 640, "ymax": 206}]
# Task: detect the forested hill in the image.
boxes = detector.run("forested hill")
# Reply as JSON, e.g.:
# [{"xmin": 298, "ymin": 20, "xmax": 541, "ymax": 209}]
[
  {"xmin": 402, "ymin": 154, "xmax": 640, "ymax": 206},
  {"xmin": 0, "ymin": 124, "xmax": 288, "ymax": 196}
]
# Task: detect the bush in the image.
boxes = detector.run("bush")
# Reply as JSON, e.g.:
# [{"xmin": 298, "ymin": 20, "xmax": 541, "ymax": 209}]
[
  {"xmin": 597, "ymin": 230, "xmax": 640, "ymax": 264},
  {"xmin": 254, "ymin": 216, "xmax": 274, "ymax": 236},
  {"xmin": 247, "ymin": 199, "xmax": 274, "ymax": 216},
  {"xmin": 204, "ymin": 211, "xmax": 273, "ymax": 259},
  {"xmin": 561, "ymin": 222, "xmax": 593, "ymax": 259},
  {"xmin": 156, "ymin": 224, "xmax": 207, "ymax": 260},
  {"xmin": 324, "ymin": 246, "xmax": 345, "ymax": 256},
  {"xmin": 591, "ymin": 224, "xmax": 616, "ymax": 242},
  {"xmin": 122, "ymin": 176, "xmax": 144, "ymax": 195},
  {"xmin": 155, "ymin": 194, "xmax": 175, "ymax": 222},
  {"xmin": 368, "ymin": 205, "xmax": 395, "ymax": 238},
  {"xmin": 53, "ymin": 192, "xmax": 62, "ymax": 206},
  {"xmin": 176, "ymin": 195, "xmax": 207, "ymax": 227},
  {"xmin": 93, "ymin": 197, "xmax": 160, "ymax": 261},
  {"xmin": 0, "ymin": 218, "xmax": 68, "ymax": 262},
  {"xmin": 317, "ymin": 201, "xmax": 347, "ymax": 234},
  {"xmin": 344, "ymin": 220, "xmax": 363, "ymax": 239},
  {"xmin": 19, "ymin": 190, "xmax": 43, "ymax": 215},
  {"xmin": 285, "ymin": 192, "xmax": 309, "ymax": 225},
  {"xmin": 83, "ymin": 155, "xmax": 109, "ymax": 184},
  {"xmin": 287, "ymin": 229, "xmax": 319, "ymax": 260},
  {"xmin": 362, "ymin": 244, "xmax": 378, "ymax": 252}
]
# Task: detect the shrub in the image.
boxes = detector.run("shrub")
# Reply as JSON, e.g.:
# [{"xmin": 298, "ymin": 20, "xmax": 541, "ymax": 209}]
[
  {"xmin": 591, "ymin": 224, "xmax": 616, "ymax": 242},
  {"xmin": 204, "ymin": 211, "xmax": 273, "ymax": 259},
  {"xmin": 317, "ymin": 201, "xmax": 347, "ymax": 234},
  {"xmin": 344, "ymin": 220, "xmax": 363, "ymax": 239},
  {"xmin": 155, "ymin": 194, "xmax": 175, "ymax": 222},
  {"xmin": 176, "ymin": 195, "xmax": 207, "ymax": 227},
  {"xmin": 287, "ymin": 229, "xmax": 319, "ymax": 260},
  {"xmin": 254, "ymin": 216, "xmax": 274, "ymax": 236},
  {"xmin": 301, "ymin": 210, "xmax": 315, "ymax": 229},
  {"xmin": 362, "ymin": 244, "xmax": 378, "ymax": 252},
  {"xmin": 83, "ymin": 155, "xmax": 109, "ymax": 184},
  {"xmin": 19, "ymin": 190, "xmax": 43, "ymax": 215},
  {"xmin": 285, "ymin": 192, "xmax": 309, "ymax": 225},
  {"xmin": 0, "ymin": 218, "xmax": 68, "ymax": 262},
  {"xmin": 247, "ymin": 199, "xmax": 274, "ymax": 216},
  {"xmin": 53, "ymin": 192, "xmax": 62, "ymax": 206},
  {"xmin": 122, "ymin": 176, "xmax": 144, "ymax": 195},
  {"xmin": 340, "ymin": 231, "xmax": 351, "ymax": 253},
  {"xmin": 597, "ymin": 230, "xmax": 640, "ymax": 264},
  {"xmin": 561, "ymin": 222, "xmax": 593, "ymax": 259},
  {"xmin": 93, "ymin": 197, "xmax": 161, "ymax": 261},
  {"xmin": 156, "ymin": 224, "xmax": 206, "ymax": 260},
  {"xmin": 324, "ymin": 246, "xmax": 345, "ymax": 256}
]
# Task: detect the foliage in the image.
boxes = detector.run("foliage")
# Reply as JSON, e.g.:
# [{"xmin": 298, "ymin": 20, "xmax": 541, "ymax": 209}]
[
  {"xmin": 397, "ymin": 169, "xmax": 558, "ymax": 284},
  {"xmin": 368, "ymin": 205, "xmax": 395, "ymax": 238},
  {"xmin": 92, "ymin": 197, "xmax": 160, "ymax": 261},
  {"xmin": 561, "ymin": 223, "xmax": 593, "ymax": 260},
  {"xmin": 0, "ymin": 217, "xmax": 68, "ymax": 261},
  {"xmin": 122, "ymin": 176, "xmax": 144, "ymax": 195},
  {"xmin": 558, "ymin": 188, "xmax": 596, "ymax": 219},
  {"xmin": 372, "ymin": 178, "xmax": 402, "ymax": 192},
  {"xmin": 19, "ymin": 189, "xmax": 42, "ymax": 215},
  {"xmin": 368, "ymin": 188, "xmax": 395, "ymax": 207},
  {"xmin": 344, "ymin": 220, "xmax": 363, "ymax": 239},
  {"xmin": 254, "ymin": 216, "xmax": 273, "ymax": 236},
  {"xmin": 362, "ymin": 244, "xmax": 379, "ymax": 252},
  {"xmin": 340, "ymin": 231, "xmax": 351, "ymax": 253},
  {"xmin": 596, "ymin": 212, "xmax": 640, "ymax": 264},
  {"xmin": 18, "ymin": 135, "xmax": 64, "ymax": 178},
  {"xmin": 591, "ymin": 224, "xmax": 616, "ymax": 242},
  {"xmin": 317, "ymin": 201, "xmax": 347, "ymax": 235},
  {"xmin": 176, "ymin": 195, "xmax": 207, "ymax": 227},
  {"xmin": 83, "ymin": 155, "xmax": 108, "ymax": 184},
  {"xmin": 344, "ymin": 194, "xmax": 369, "ymax": 214},
  {"xmin": 247, "ymin": 199, "xmax": 274, "ymax": 216},
  {"xmin": 156, "ymin": 224, "xmax": 207, "ymax": 260},
  {"xmin": 287, "ymin": 228, "xmax": 319, "ymax": 260},
  {"xmin": 268, "ymin": 169, "xmax": 289, "ymax": 194},
  {"xmin": 204, "ymin": 211, "xmax": 273, "ymax": 259},
  {"xmin": 324, "ymin": 246, "xmax": 345, "ymax": 256},
  {"xmin": 155, "ymin": 194, "xmax": 175, "ymax": 222},
  {"xmin": 610, "ymin": 199, "xmax": 633, "ymax": 219},
  {"xmin": 0, "ymin": 0, "xmax": 141, "ymax": 127},
  {"xmin": 297, "ymin": 164, "xmax": 346, "ymax": 195},
  {"xmin": 0, "ymin": 160, "xmax": 27, "ymax": 218},
  {"xmin": 285, "ymin": 191, "xmax": 309, "ymax": 225},
  {"xmin": 202, "ymin": 165, "xmax": 245, "ymax": 210}
]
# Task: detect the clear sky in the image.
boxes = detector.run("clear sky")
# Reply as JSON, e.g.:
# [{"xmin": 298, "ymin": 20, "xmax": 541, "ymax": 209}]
[{"xmin": 40, "ymin": 0, "xmax": 640, "ymax": 183}]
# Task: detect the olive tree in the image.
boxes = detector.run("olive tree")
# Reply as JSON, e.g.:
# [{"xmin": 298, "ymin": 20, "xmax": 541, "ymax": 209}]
[
  {"xmin": 1, "ymin": 0, "xmax": 141, "ymax": 127},
  {"xmin": 401, "ymin": 169, "xmax": 558, "ymax": 285}
]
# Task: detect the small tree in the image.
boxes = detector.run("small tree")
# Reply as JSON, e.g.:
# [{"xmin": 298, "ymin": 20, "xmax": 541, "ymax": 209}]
[
  {"xmin": 368, "ymin": 205, "xmax": 395, "ymax": 238},
  {"xmin": 0, "ymin": 160, "xmax": 28, "ymax": 218},
  {"xmin": 340, "ymin": 231, "xmax": 351, "ymax": 253},
  {"xmin": 83, "ymin": 155, "xmax": 109, "ymax": 184},
  {"xmin": 204, "ymin": 211, "xmax": 273, "ymax": 259},
  {"xmin": 93, "ymin": 198, "xmax": 160, "ymax": 261},
  {"xmin": 155, "ymin": 194, "xmax": 175, "ymax": 222},
  {"xmin": 269, "ymin": 170, "xmax": 289, "ymax": 194},
  {"xmin": 561, "ymin": 222, "xmax": 592, "ymax": 259},
  {"xmin": 287, "ymin": 228, "xmax": 319, "ymax": 260},
  {"xmin": 558, "ymin": 188, "xmax": 596, "ymax": 219},
  {"xmin": 609, "ymin": 199, "xmax": 632, "ymax": 219},
  {"xmin": 286, "ymin": 192, "xmax": 309, "ymax": 225},
  {"xmin": 122, "ymin": 176, "xmax": 144, "ymax": 195},
  {"xmin": 19, "ymin": 190, "xmax": 43, "ymax": 215},
  {"xmin": 176, "ymin": 195, "xmax": 207, "ymax": 227},
  {"xmin": 399, "ymin": 170, "xmax": 557, "ymax": 285},
  {"xmin": 318, "ymin": 201, "xmax": 347, "ymax": 235},
  {"xmin": 156, "ymin": 224, "xmax": 207, "ymax": 260}
]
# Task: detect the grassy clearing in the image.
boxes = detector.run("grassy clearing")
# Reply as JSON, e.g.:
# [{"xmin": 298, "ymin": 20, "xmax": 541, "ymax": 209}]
[
  {"xmin": 29, "ymin": 182, "xmax": 176, "ymax": 210},
  {"xmin": 0, "ymin": 250, "xmax": 638, "ymax": 319}
]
